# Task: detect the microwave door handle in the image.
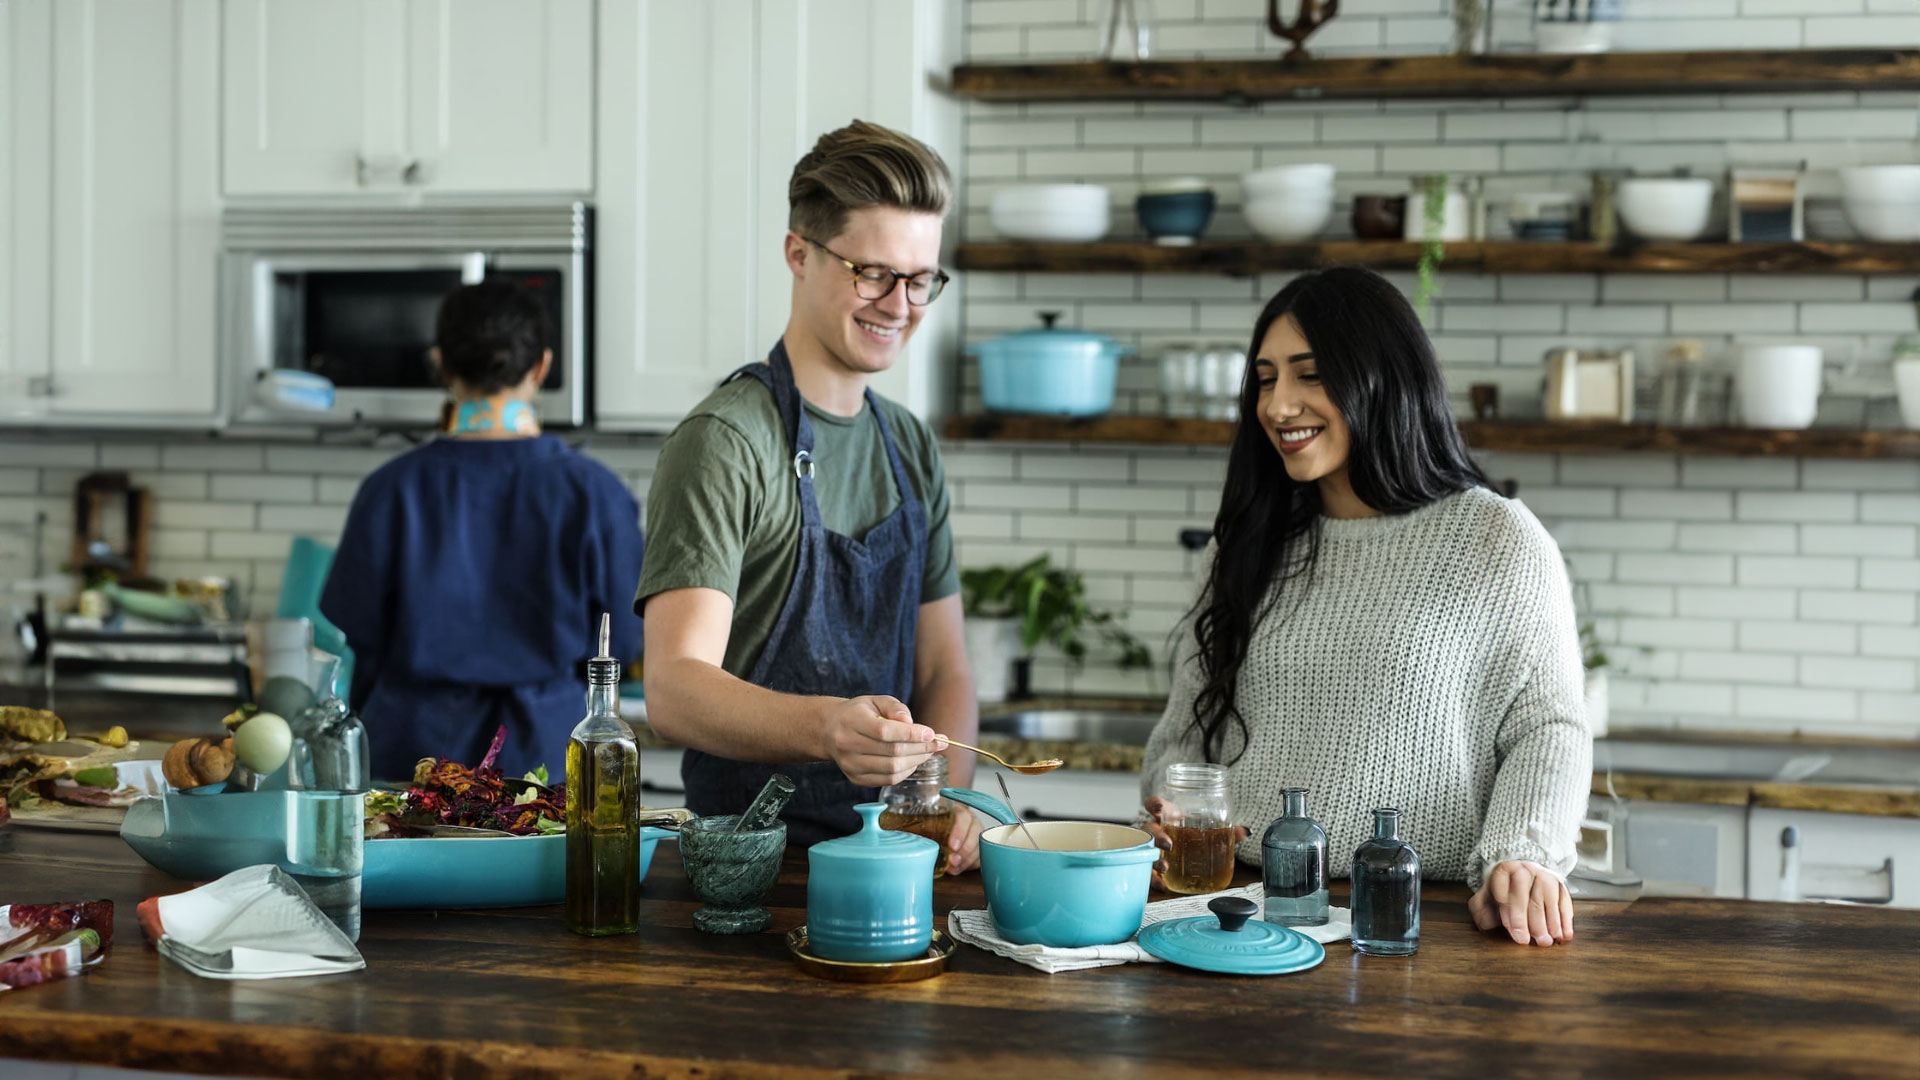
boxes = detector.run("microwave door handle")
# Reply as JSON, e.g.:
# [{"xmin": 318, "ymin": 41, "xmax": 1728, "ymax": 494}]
[{"xmin": 462, "ymin": 253, "xmax": 487, "ymax": 283}]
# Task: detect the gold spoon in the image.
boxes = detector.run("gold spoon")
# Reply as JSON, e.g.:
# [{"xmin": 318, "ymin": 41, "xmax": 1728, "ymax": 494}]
[{"xmin": 933, "ymin": 734, "xmax": 1064, "ymax": 775}]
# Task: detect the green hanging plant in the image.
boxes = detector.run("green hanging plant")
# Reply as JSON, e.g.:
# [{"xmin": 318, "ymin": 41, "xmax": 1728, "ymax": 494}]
[{"xmin": 1414, "ymin": 172, "xmax": 1448, "ymax": 322}]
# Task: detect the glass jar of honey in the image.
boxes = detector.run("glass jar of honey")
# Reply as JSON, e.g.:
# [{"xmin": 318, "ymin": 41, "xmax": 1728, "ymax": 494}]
[
  {"xmin": 1159, "ymin": 762, "xmax": 1236, "ymax": 895},
  {"xmin": 879, "ymin": 754, "xmax": 954, "ymax": 878}
]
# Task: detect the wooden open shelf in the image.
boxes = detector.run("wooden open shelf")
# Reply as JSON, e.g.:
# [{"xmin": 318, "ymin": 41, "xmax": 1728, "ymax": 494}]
[
  {"xmin": 943, "ymin": 416, "xmax": 1920, "ymax": 460},
  {"xmin": 954, "ymin": 240, "xmax": 1920, "ymax": 277},
  {"xmin": 950, "ymin": 49, "xmax": 1920, "ymax": 103}
]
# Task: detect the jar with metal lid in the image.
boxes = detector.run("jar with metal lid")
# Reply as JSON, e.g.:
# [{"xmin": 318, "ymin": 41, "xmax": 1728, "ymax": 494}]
[
  {"xmin": 1158, "ymin": 762, "xmax": 1235, "ymax": 895},
  {"xmin": 880, "ymin": 754, "xmax": 954, "ymax": 879}
]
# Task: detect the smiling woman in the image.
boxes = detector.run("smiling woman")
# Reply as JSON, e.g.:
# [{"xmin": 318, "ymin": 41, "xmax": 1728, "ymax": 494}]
[{"xmin": 1137, "ymin": 267, "xmax": 1593, "ymax": 950}]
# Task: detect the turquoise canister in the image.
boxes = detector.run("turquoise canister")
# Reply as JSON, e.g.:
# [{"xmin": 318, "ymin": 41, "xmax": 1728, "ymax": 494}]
[{"xmin": 806, "ymin": 802, "xmax": 937, "ymax": 963}]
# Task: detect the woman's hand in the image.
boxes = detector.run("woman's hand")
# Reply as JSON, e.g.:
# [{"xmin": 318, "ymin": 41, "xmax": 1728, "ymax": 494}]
[
  {"xmin": 1141, "ymin": 796, "xmax": 1249, "ymax": 893},
  {"xmin": 1468, "ymin": 860, "xmax": 1574, "ymax": 946},
  {"xmin": 943, "ymin": 806, "xmax": 982, "ymax": 875}
]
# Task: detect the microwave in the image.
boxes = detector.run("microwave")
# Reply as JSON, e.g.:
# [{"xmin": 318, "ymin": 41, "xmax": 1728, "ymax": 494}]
[{"xmin": 221, "ymin": 203, "xmax": 591, "ymax": 428}]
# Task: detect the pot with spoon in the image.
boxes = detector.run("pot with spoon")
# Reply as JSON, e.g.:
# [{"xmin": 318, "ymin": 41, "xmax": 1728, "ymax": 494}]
[{"xmin": 940, "ymin": 786, "xmax": 1160, "ymax": 947}]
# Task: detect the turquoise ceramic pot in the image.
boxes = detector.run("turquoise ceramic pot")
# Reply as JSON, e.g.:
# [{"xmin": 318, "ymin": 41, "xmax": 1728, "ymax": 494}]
[
  {"xmin": 942, "ymin": 787, "xmax": 1159, "ymax": 948},
  {"xmin": 805, "ymin": 802, "xmax": 937, "ymax": 963},
  {"xmin": 970, "ymin": 313, "xmax": 1132, "ymax": 417}
]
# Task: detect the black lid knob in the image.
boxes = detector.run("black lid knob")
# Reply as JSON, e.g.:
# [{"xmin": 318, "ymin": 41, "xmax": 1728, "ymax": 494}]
[
  {"xmin": 1209, "ymin": 895, "xmax": 1258, "ymax": 933},
  {"xmin": 1037, "ymin": 310, "xmax": 1062, "ymax": 329}
]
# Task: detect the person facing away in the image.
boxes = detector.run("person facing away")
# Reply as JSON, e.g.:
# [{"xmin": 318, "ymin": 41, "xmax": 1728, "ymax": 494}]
[
  {"xmin": 320, "ymin": 280, "xmax": 644, "ymax": 781},
  {"xmin": 637, "ymin": 119, "xmax": 983, "ymax": 866},
  {"xmin": 1137, "ymin": 266, "xmax": 1592, "ymax": 948}
]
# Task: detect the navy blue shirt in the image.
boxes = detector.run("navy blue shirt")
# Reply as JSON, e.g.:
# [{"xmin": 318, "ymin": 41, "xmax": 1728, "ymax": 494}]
[{"xmin": 319, "ymin": 435, "xmax": 643, "ymax": 781}]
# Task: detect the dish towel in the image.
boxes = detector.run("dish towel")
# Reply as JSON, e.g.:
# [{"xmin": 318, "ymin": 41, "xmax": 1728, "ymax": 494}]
[
  {"xmin": 137, "ymin": 865, "xmax": 364, "ymax": 980},
  {"xmin": 948, "ymin": 883, "xmax": 1352, "ymax": 973}
]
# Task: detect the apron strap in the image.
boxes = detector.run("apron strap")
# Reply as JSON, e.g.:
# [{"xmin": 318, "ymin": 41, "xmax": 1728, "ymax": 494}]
[{"xmin": 724, "ymin": 342, "xmax": 821, "ymax": 529}]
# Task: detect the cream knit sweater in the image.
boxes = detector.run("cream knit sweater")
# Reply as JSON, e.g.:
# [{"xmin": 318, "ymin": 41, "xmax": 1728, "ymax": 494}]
[{"xmin": 1138, "ymin": 486, "xmax": 1592, "ymax": 890}]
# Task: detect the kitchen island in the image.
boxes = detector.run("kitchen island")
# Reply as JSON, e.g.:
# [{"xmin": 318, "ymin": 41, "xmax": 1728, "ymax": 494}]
[{"xmin": 2, "ymin": 829, "xmax": 1916, "ymax": 1079}]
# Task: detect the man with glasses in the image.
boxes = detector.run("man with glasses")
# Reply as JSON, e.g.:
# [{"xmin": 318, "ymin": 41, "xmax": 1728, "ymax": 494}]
[{"xmin": 636, "ymin": 120, "xmax": 980, "ymax": 867}]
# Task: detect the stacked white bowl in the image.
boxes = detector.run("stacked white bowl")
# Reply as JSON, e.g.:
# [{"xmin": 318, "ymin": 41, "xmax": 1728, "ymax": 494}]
[
  {"xmin": 1839, "ymin": 166, "xmax": 1920, "ymax": 242},
  {"xmin": 1241, "ymin": 164, "xmax": 1337, "ymax": 242},
  {"xmin": 990, "ymin": 184, "xmax": 1112, "ymax": 243},
  {"xmin": 1616, "ymin": 178, "xmax": 1715, "ymax": 242}
]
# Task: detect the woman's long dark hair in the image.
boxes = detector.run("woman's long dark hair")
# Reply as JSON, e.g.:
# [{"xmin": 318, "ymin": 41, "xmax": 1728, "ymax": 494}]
[{"xmin": 1185, "ymin": 267, "xmax": 1493, "ymax": 764}]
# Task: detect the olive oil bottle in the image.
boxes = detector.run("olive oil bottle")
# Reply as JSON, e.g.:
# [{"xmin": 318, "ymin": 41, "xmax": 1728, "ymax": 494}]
[{"xmin": 565, "ymin": 614, "xmax": 640, "ymax": 936}]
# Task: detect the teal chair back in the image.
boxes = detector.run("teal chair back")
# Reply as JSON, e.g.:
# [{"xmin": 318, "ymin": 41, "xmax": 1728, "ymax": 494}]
[{"xmin": 276, "ymin": 536, "xmax": 354, "ymax": 697}]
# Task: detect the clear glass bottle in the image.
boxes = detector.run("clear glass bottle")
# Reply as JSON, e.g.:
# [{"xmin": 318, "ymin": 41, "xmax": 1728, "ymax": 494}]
[
  {"xmin": 285, "ymin": 654, "xmax": 368, "ymax": 941},
  {"xmin": 879, "ymin": 755, "xmax": 954, "ymax": 879},
  {"xmin": 288, "ymin": 655, "xmax": 370, "ymax": 793},
  {"xmin": 565, "ymin": 614, "xmax": 641, "ymax": 936},
  {"xmin": 1261, "ymin": 787, "xmax": 1328, "ymax": 927},
  {"xmin": 1351, "ymin": 808, "xmax": 1420, "ymax": 956},
  {"xmin": 1159, "ymin": 762, "xmax": 1235, "ymax": 895}
]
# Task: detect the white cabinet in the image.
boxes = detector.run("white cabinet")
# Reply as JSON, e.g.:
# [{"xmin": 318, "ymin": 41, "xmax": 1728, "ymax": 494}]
[
  {"xmin": 1619, "ymin": 799, "xmax": 1749, "ymax": 899},
  {"xmin": 594, "ymin": 0, "xmax": 963, "ymax": 430},
  {"xmin": 1747, "ymin": 807, "xmax": 1920, "ymax": 910},
  {"xmin": 222, "ymin": 0, "xmax": 593, "ymax": 197},
  {"xmin": 1, "ymin": 0, "xmax": 221, "ymax": 427},
  {"xmin": 0, "ymin": 0, "xmax": 53, "ymax": 419}
]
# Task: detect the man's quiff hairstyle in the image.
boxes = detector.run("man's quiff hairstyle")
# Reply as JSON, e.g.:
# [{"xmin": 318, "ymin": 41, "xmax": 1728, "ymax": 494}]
[{"xmin": 788, "ymin": 119, "xmax": 952, "ymax": 242}]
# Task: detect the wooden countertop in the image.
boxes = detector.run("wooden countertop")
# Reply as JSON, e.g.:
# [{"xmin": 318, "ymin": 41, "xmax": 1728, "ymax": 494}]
[{"xmin": 3, "ymin": 830, "xmax": 1918, "ymax": 1078}]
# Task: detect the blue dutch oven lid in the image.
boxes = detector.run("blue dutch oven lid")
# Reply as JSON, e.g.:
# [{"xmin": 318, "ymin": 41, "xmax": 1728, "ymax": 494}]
[
  {"xmin": 1137, "ymin": 896, "xmax": 1326, "ymax": 976},
  {"xmin": 808, "ymin": 802, "xmax": 938, "ymax": 863},
  {"xmin": 974, "ymin": 311, "xmax": 1128, "ymax": 354}
]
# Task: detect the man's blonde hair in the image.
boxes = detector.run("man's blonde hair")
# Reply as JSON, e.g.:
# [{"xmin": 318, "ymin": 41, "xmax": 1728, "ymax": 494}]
[{"xmin": 788, "ymin": 120, "xmax": 952, "ymax": 242}]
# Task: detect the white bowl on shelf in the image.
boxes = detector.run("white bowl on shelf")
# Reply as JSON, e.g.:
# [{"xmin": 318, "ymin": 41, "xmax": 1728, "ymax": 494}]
[
  {"xmin": 1616, "ymin": 178, "xmax": 1715, "ymax": 242},
  {"xmin": 1737, "ymin": 345, "xmax": 1823, "ymax": 430},
  {"xmin": 1533, "ymin": 21, "xmax": 1613, "ymax": 55},
  {"xmin": 1241, "ymin": 164, "xmax": 1337, "ymax": 198},
  {"xmin": 1841, "ymin": 199, "xmax": 1920, "ymax": 242},
  {"xmin": 990, "ymin": 184, "xmax": 1111, "ymax": 243},
  {"xmin": 1839, "ymin": 165, "xmax": 1920, "ymax": 204},
  {"xmin": 1246, "ymin": 195, "xmax": 1335, "ymax": 242}
]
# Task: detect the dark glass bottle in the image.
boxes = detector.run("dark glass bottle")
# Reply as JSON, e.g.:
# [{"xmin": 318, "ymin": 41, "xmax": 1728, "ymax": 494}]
[
  {"xmin": 1351, "ymin": 807, "xmax": 1420, "ymax": 956},
  {"xmin": 1261, "ymin": 787, "xmax": 1328, "ymax": 927}
]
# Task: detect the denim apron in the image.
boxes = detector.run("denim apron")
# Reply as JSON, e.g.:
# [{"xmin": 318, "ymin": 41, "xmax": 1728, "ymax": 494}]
[{"xmin": 679, "ymin": 341, "xmax": 928, "ymax": 846}]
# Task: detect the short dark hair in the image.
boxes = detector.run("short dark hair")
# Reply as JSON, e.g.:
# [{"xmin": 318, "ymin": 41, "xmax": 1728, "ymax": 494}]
[
  {"xmin": 788, "ymin": 119, "xmax": 952, "ymax": 242},
  {"xmin": 434, "ymin": 281, "xmax": 548, "ymax": 394}
]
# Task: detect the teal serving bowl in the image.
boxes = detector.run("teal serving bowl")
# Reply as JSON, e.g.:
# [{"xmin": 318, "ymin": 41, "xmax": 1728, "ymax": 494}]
[
  {"xmin": 361, "ymin": 828, "xmax": 669, "ymax": 909},
  {"xmin": 942, "ymin": 787, "xmax": 1159, "ymax": 948}
]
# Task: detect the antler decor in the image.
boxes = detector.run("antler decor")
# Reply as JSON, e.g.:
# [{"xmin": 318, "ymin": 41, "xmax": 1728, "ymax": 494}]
[{"xmin": 1267, "ymin": 0, "xmax": 1340, "ymax": 61}]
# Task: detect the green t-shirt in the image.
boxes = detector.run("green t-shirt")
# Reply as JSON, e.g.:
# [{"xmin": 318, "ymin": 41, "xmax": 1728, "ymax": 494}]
[{"xmin": 634, "ymin": 372, "xmax": 959, "ymax": 679}]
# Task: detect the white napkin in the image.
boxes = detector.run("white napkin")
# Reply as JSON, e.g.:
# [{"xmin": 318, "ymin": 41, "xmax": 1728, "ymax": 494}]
[
  {"xmin": 948, "ymin": 883, "xmax": 1351, "ymax": 973},
  {"xmin": 150, "ymin": 865, "xmax": 364, "ymax": 980}
]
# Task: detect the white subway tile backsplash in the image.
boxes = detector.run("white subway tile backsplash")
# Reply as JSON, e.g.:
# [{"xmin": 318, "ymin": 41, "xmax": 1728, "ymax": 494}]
[
  {"xmin": 1801, "ymin": 588, "xmax": 1917, "ymax": 624},
  {"xmin": 1860, "ymin": 691, "xmax": 1920, "ymax": 731},
  {"xmin": 1517, "ymin": 487, "xmax": 1615, "ymax": 518},
  {"xmin": 1736, "ymin": 491, "xmax": 1857, "ymax": 523},
  {"xmin": 1680, "ymin": 457, "xmax": 1799, "ymax": 490},
  {"xmin": 210, "ymin": 474, "xmax": 317, "ymax": 504},
  {"xmin": 1800, "ymin": 656, "xmax": 1917, "ymax": 692},
  {"xmin": 1072, "ymin": 544, "xmax": 1191, "ymax": 575},
  {"xmin": 1738, "ymin": 555, "xmax": 1858, "ymax": 588},
  {"xmin": 1018, "ymin": 451, "xmax": 1132, "ymax": 482},
  {"xmin": 957, "ymin": 480, "xmax": 1075, "ymax": 511},
  {"xmin": 1677, "ymin": 585, "xmax": 1796, "ymax": 619},
  {"xmin": 1553, "ymin": 520, "xmax": 1678, "ymax": 552},
  {"xmin": 1320, "ymin": 113, "xmax": 1441, "ymax": 143},
  {"xmin": 210, "ymin": 530, "xmax": 299, "ymax": 560},
  {"xmin": 1864, "ymin": 558, "xmax": 1920, "ymax": 590},
  {"xmin": 1681, "ymin": 650, "xmax": 1797, "ymax": 685},
  {"xmin": 1083, "ymin": 117, "xmax": 1198, "ymax": 146},
  {"xmin": 1671, "ymin": 303, "xmax": 1799, "ymax": 334},
  {"xmin": 1800, "ymin": 460, "xmax": 1920, "ymax": 492},
  {"xmin": 1619, "ymin": 617, "xmax": 1736, "ymax": 651},
  {"xmin": 1803, "ymin": 14, "xmax": 1920, "ymax": 46},
  {"xmin": 1621, "ymin": 490, "xmax": 1733, "ymax": 522},
  {"xmin": 1740, "ymin": 619, "xmax": 1858, "ymax": 655},
  {"xmin": 1617, "ymin": 553, "xmax": 1735, "ymax": 585},
  {"xmin": 1602, "ymin": 275, "xmax": 1728, "ymax": 304},
  {"xmin": 98, "ymin": 442, "xmax": 161, "ymax": 469},
  {"xmin": 1587, "ymin": 584, "xmax": 1677, "ymax": 617},
  {"xmin": 257, "ymin": 505, "xmax": 349, "ymax": 535},
  {"xmin": 1196, "ymin": 115, "xmax": 1318, "ymax": 146},
  {"xmin": 1800, "ymin": 303, "xmax": 1919, "ymax": 335},
  {"xmin": 149, "ymin": 500, "xmax": 256, "ymax": 531},
  {"xmin": 1734, "ymin": 684, "xmax": 1856, "ymax": 723},
  {"xmin": 1076, "ymin": 483, "xmax": 1190, "ymax": 514},
  {"xmin": 1862, "ymin": 626, "xmax": 1920, "ymax": 659},
  {"xmin": 1017, "ymin": 511, "xmax": 1132, "ymax": 542},
  {"xmin": 967, "ymin": 0, "xmax": 1081, "ymax": 28},
  {"xmin": 1801, "ymin": 524, "xmax": 1917, "ymax": 558},
  {"xmin": 159, "ymin": 444, "xmax": 264, "ymax": 472},
  {"xmin": 1560, "ymin": 455, "xmax": 1680, "ymax": 488},
  {"xmin": 0, "ymin": 441, "xmax": 98, "ymax": 468},
  {"xmin": 1646, "ymin": 680, "xmax": 1737, "ymax": 716},
  {"xmin": 1862, "ymin": 494, "xmax": 1920, "ymax": 524}
]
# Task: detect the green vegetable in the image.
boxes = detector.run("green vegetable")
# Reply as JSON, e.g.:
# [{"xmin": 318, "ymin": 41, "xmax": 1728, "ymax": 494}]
[
  {"xmin": 71, "ymin": 767, "xmax": 118, "ymax": 789},
  {"xmin": 534, "ymin": 817, "xmax": 565, "ymax": 834},
  {"xmin": 522, "ymin": 765, "xmax": 549, "ymax": 786}
]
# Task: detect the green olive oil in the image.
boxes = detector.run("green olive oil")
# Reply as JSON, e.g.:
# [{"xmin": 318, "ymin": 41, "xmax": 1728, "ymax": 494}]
[{"xmin": 565, "ymin": 614, "xmax": 640, "ymax": 936}]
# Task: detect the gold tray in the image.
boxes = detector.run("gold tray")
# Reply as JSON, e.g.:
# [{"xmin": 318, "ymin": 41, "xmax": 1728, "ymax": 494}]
[{"xmin": 785, "ymin": 926, "xmax": 954, "ymax": 983}]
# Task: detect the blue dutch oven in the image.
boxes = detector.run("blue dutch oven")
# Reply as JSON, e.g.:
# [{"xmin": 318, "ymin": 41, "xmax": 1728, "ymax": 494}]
[
  {"xmin": 942, "ymin": 787, "xmax": 1159, "ymax": 947},
  {"xmin": 969, "ymin": 312, "xmax": 1131, "ymax": 417}
]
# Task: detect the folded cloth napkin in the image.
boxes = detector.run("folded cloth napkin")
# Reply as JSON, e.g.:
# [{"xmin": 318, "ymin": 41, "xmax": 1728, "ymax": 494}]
[
  {"xmin": 949, "ymin": 883, "xmax": 1352, "ymax": 974},
  {"xmin": 137, "ymin": 865, "xmax": 363, "ymax": 980}
]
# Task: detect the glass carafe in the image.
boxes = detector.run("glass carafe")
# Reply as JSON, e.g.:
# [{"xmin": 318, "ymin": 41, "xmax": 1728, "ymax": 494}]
[
  {"xmin": 1261, "ymin": 787, "xmax": 1329, "ymax": 927},
  {"xmin": 1352, "ymin": 808, "xmax": 1420, "ymax": 956},
  {"xmin": 1159, "ymin": 762, "xmax": 1235, "ymax": 895},
  {"xmin": 285, "ymin": 654, "xmax": 368, "ymax": 941}
]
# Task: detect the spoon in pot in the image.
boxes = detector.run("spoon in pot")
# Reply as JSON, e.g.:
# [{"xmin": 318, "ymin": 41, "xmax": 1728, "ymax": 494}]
[
  {"xmin": 932, "ymin": 734, "xmax": 1064, "ymax": 775},
  {"xmin": 994, "ymin": 772, "xmax": 1045, "ymax": 852}
]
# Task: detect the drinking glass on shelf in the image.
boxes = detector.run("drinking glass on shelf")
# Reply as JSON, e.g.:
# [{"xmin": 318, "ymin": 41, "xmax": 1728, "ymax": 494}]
[
  {"xmin": 1199, "ymin": 344, "xmax": 1246, "ymax": 421},
  {"xmin": 1159, "ymin": 344, "xmax": 1201, "ymax": 418}
]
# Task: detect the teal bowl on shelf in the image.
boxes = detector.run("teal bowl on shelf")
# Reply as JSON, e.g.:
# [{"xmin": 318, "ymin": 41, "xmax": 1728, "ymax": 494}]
[
  {"xmin": 942, "ymin": 787, "xmax": 1159, "ymax": 948},
  {"xmin": 1135, "ymin": 189, "xmax": 1216, "ymax": 246}
]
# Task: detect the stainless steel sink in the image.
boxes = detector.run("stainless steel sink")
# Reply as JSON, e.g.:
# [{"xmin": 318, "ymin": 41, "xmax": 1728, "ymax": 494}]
[{"xmin": 977, "ymin": 709, "xmax": 1162, "ymax": 746}]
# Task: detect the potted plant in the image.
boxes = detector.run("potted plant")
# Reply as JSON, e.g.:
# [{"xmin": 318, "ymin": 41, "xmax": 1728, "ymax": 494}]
[
  {"xmin": 960, "ymin": 555, "xmax": 1153, "ymax": 703},
  {"xmin": 1580, "ymin": 619, "xmax": 1609, "ymax": 738}
]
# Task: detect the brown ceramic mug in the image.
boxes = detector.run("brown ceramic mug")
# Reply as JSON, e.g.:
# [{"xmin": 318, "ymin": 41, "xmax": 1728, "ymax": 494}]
[{"xmin": 1352, "ymin": 195, "xmax": 1408, "ymax": 240}]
